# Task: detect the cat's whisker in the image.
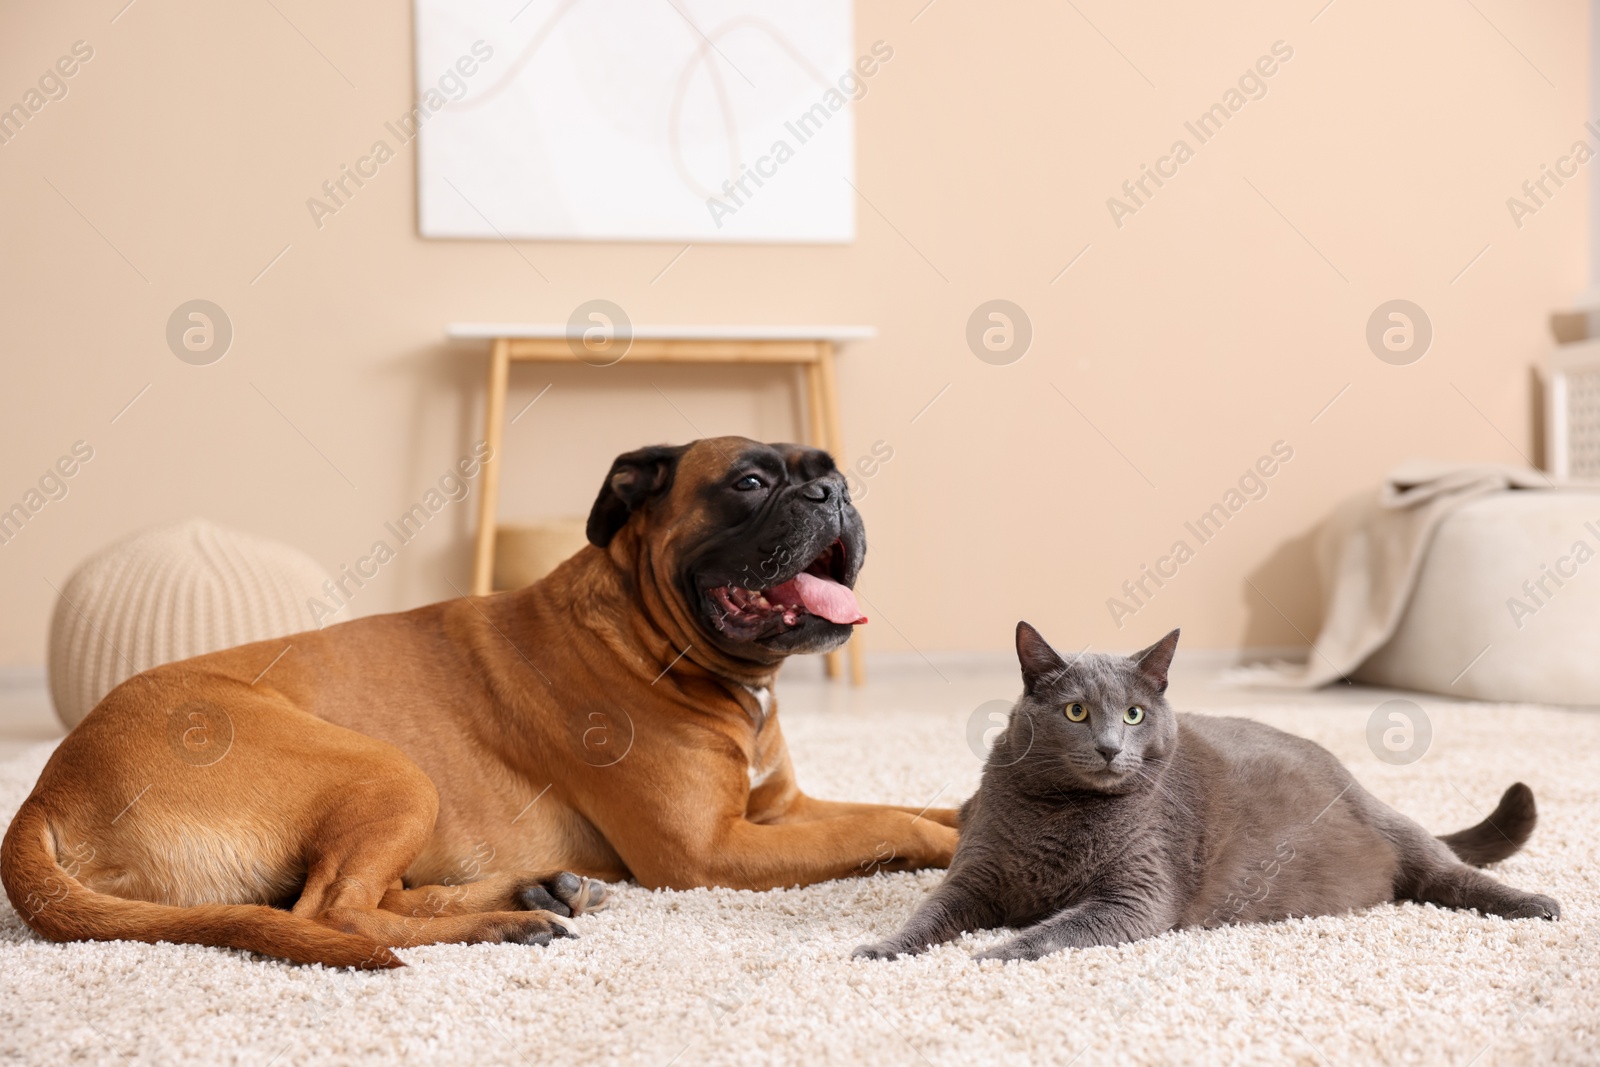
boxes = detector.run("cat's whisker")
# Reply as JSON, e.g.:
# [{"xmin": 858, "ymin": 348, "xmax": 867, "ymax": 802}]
[{"xmin": 1130, "ymin": 764, "xmax": 1188, "ymax": 811}]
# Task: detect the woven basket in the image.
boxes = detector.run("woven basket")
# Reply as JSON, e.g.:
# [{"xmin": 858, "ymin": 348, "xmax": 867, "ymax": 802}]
[
  {"xmin": 493, "ymin": 519, "xmax": 589, "ymax": 590},
  {"xmin": 48, "ymin": 519, "xmax": 331, "ymax": 729}
]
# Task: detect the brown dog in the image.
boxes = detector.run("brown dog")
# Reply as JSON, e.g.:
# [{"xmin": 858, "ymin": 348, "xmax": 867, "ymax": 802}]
[{"xmin": 2, "ymin": 438, "xmax": 959, "ymax": 968}]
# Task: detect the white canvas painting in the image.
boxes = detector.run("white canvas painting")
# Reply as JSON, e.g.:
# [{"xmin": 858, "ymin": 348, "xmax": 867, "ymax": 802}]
[{"xmin": 413, "ymin": 0, "xmax": 857, "ymax": 243}]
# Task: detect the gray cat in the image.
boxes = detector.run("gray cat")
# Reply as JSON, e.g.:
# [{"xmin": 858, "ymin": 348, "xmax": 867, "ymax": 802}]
[{"xmin": 856, "ymin": 623, "xmax": 1559, "ymax": 962}]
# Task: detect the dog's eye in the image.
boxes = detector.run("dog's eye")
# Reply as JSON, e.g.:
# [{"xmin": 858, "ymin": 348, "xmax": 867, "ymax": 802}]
[
  {"xmin": 733, "ymin": 475, "xmax": 766, "ymax": 491},
  {"xmin": 1065, "ymin": 703, "xmax": 1088, "ymax": 722},
  {"xmin": 1124, "ymin": 706, "xmax": 1145, "ymax": 725}
]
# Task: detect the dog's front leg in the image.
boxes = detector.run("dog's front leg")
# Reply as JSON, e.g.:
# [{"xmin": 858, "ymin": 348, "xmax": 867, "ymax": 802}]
[
  {"xmin": 581, "ymin": 712, "xmax": 958, "ymax": 890},
  {"xmin": 775, "ymin": 795, "xmax": 961, "ymax": 829},
  {"xmin": 740, "ymin": 719, "xmax": 961, "ymax": 830},
  {"xmin": 606, "ymin": 804, "xmax": 958, "ymax": 891}
]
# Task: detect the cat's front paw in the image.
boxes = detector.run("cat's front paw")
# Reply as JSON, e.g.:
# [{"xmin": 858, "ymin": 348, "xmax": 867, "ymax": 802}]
[
  {"xmin": 1502, "ymin": 893, "xmax": 1560, "ymax": 921},
  {"xmin": 972, "ymin": 936, "xmax": 1049, "ymax": 963},
  {"xmin": 852, "ymin": 940, "xmax": 910, "ymax": 961}
]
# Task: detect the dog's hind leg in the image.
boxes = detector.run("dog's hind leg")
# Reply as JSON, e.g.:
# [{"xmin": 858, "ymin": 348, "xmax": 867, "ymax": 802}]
[{"xmin": 290, "ymin": 765, "xmax": 582, "ymax": 954}]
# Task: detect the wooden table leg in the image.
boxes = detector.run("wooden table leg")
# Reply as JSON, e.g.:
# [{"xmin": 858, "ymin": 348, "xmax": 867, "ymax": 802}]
[
  {"xmin": 804, "ymin": 356, "xmax": 843, "ymax": 681},
  {"xmin": 815, "ymin": 342, "xmax": 866, "ymax": 686},
  {"xmin": 471, "ymin": 338, "xmax": 511, "ymax": 596}
]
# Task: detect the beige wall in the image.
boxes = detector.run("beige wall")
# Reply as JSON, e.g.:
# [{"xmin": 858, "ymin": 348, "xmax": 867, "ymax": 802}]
[{"xmin": 0, "ymin": 0, "xmax": 1587, "ymax": 667}]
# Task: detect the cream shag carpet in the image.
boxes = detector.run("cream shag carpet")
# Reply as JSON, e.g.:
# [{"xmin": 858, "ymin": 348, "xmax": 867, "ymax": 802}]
[{"xmin": 0, "ymin": 694, "xmax": 1595, "ymax": 1066}]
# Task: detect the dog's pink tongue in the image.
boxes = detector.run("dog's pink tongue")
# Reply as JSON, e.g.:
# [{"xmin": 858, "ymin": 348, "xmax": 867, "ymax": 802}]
[{"xmin": 773, "ymin": 572, "xmax": 867, "ymax": 625}]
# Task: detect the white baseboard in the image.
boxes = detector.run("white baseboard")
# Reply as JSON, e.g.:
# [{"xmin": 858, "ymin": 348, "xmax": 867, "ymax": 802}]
[
  {"xmin": 0, "ymin": 665, "xmax": 59, "ymax": 745},
  {"xmin": 0, "ymin": 665, "xmax": 46, "ymax": 691},
  {"xmin": 1182, "ymin": 646, "xmax": 1309, "ymax": 669},
  {"xmin": 0, "ymin": 648, "xmax": 1313, "ymax": 692},
  {"xmin": 786, "ymin": 645, "xmax": 1310, "ymax": 681}
]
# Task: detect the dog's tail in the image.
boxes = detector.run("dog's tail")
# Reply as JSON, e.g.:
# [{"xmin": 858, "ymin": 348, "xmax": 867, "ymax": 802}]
[
  {"xmin": 1, "ymin": 799, "xmax": 401, "ymax": 969},
  {"xmin": 1437, "ymin": 782, "xmax": 1538, "ymax": 867}
]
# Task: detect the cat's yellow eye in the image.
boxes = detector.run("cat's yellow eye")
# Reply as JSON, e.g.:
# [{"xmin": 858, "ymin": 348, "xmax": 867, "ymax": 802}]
[
  {"xmin": 1124, "ymin": 706, "xmax": 1145, "ymax": 725},
  {"xmin": 1065, "ymin": 702, "xmax": 1088, "ymax": 722}
]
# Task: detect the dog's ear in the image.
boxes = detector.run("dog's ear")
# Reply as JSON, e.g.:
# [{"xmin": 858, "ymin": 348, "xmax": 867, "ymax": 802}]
[{"xmin": 586, "ymin": 444, "xmax": 688, "ymax": 547}]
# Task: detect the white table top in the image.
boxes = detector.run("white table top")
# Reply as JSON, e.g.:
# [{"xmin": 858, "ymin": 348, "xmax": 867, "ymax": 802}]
[{"xmin": 446, "ymin": 323, "xmax": 876, "ymax": 342}]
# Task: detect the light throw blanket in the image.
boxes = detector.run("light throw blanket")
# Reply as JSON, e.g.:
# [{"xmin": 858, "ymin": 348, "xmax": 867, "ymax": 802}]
[{"xmin": 1263, "ymin": 460, "xmax": 1575, "ymax": 688}]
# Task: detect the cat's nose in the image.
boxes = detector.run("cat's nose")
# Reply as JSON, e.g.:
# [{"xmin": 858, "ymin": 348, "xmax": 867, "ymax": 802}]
[{"xmin": 1095, "ymin": 741, "xmax": 1121, "ymax": 762}]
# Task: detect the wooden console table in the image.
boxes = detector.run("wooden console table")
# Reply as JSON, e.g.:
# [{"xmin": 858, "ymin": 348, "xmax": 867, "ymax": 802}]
[{"xmin": 447, "ymin": 323, "xmax": 874, "ymax": 685}]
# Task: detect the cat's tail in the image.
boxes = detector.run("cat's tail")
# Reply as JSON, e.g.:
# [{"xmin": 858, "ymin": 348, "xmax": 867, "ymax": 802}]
[{"xmin": 1436, "ymin": 783, "xmax": 1538, "ymax": 867}]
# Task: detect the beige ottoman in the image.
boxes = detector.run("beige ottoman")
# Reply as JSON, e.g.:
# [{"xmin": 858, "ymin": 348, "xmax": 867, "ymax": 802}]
[
  {"xmin": 1355, "ymin": 491, "xmax": 1600, "ymax": 704},
  {"xmin": 48, "ymin": 519, "xmax": 332, "ymax": 729}
]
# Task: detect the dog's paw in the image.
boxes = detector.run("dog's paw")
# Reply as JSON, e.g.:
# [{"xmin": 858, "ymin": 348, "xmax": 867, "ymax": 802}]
[
  {"xmin": 494, "ymin": 911, "xmax": 577, "ymax": 946},
  {"xmin": 515, "ymin": 872, "xmax": 609, "ymax": 918},
  {"xmin": 1502, "ymin": 894, "xmax": 1560, "ymax": 921}
]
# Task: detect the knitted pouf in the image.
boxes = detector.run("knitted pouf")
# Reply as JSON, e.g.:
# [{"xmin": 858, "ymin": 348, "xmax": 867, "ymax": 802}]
[
  {"xmin": 48, "ymin": 519, "xmax": 331, "ymax": 729},
  {"xmin": 1355, "ymin": 491, "xmax": 1600, "ymax": 704}
]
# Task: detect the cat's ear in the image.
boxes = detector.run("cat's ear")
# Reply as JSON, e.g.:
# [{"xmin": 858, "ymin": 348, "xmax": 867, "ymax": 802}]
[
  {"xmin": 1130, "ymin": 628, "xmax": 1180, "ymax": 693},
  {"xmin": 1016, "ymin": 621, "xmax": 1067, "ymax": 692}
]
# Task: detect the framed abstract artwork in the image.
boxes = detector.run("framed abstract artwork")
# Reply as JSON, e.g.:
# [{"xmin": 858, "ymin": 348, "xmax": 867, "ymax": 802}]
[{"xmin": 412, "ymin": 0, "xmax": 860, "ymax": 242}]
